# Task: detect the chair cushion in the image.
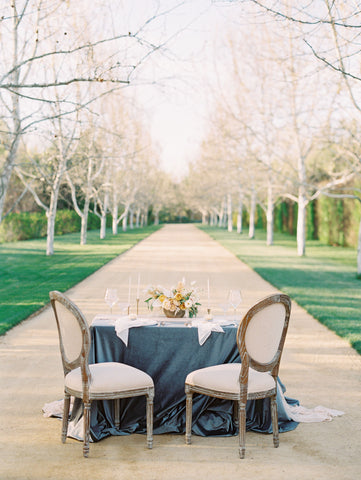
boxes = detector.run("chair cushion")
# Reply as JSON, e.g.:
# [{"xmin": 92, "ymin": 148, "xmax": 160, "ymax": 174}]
[
  {"xmin": 65, "ymin": 362, "xmax": 154, "ymax": 395},
  {"xmin": 185, "ymin": 363, "xmax": 275, "ymax": 395}
]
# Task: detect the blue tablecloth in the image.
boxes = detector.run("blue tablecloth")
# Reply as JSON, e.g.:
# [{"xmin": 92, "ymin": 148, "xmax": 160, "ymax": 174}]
[{"xmin": 70, "ymin": 323, "xmax": 298, "ymax": 441}]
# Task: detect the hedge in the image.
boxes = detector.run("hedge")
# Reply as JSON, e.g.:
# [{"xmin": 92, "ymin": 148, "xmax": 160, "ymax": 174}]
[{"xmin": 0, "ymin": 210, "xmax": 101, "ymax": 243}]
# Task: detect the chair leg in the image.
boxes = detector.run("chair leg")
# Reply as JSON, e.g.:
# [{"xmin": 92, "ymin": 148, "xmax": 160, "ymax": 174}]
[
  {"xmin": 271, "ymin": 395, "xmax": 279, "ymax": 448},
  {"xmin": 61, "ymin": 393, "xmax": 71, "ymax": 443},
  {"xmin": 233, "ymin": 400, "xmax": 239, "ymax": 427},
  {"xmin": 114, "ymin": 399, "xmax": 120, "ymax": 429},
  {"xmin": 185, "ymin": 389, "xmax": 193, "ymax": 445},
  {"xmin": 146, "ymin": 392, "xmax": 154, "ymax": 449},
  {"xmin": 83, "ymin": 401, "xmax": 91, "ymax": 458},
  {"xmin": 239, "ymin": 400, "xmax": 246, "ymax": 459}
]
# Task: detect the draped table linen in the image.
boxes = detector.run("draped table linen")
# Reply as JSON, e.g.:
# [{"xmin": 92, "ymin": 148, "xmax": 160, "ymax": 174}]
[{"xmin": 67, "ymin": 317, "xmax": 299, "ymax": 442}]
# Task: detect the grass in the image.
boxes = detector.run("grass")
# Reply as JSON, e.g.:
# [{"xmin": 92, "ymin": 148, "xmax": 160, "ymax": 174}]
[
  {"xmin": 0, "ymin": 225, "xmax": 161, "ymax": 335},
  {"xmin": 199, "ymin": 225, "xmax": 361, "ymax": 355}
]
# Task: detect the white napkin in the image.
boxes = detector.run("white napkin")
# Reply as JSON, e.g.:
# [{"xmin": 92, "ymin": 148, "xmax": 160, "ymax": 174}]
[
  {"xmin": 91, "ymin": 314, "xmax": 119, "ymax": 326},
  {"xmin": 192, "ymin": 320, "xmax": 225, "ymax": 346},
  {"xmin": 114, "ymin": 317, "xmax": 157, "ymax": 346}
]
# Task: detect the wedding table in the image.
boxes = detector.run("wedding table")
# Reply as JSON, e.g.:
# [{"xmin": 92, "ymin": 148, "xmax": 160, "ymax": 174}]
[{"xmin": 69, "ymin": 316, "xmax": 299, "ymax": 442}]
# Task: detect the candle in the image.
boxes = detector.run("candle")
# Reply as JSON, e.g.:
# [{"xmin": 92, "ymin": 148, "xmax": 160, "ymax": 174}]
[
  {"xmin": 128, "ymin": 276, "xmax": 131, "ymax": 306},
  {"xmin": 137, "ymin": 274, "xmax": 140, "ymax": 299},
  {"xmin": 207, "ymin": 278, "xmax": 210, "ymax": 309}
]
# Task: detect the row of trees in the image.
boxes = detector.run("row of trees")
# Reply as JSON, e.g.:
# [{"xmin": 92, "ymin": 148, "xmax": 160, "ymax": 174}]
[
  {"xmin": 181, "ymin": 1, "xmax": 361, "ymax": 275},
  {"xmin": 0, "ymin": 0, "xmax": 192, "ymax": 254},
  {"xmin": 1, "ymin": 1, "xmax": 361, "ymax": 275}
]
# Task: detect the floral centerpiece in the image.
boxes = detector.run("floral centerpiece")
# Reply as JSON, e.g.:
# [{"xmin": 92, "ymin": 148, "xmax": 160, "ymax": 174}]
[{"xmin": 145, "ymin": 280, "xmax": 200, "ymax": 318}]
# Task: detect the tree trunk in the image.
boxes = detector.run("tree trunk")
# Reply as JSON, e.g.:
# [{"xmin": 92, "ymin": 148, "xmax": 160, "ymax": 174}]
[
  {"xmin": 112, "ymin": 201, "xmax": 118, "ymax": 234},
  {"xmin": 100, "ymin": 213, "xmax": 107, "ymax": 239},
  {"xmin": 154, "ymin": 210, "xmax": 159, "ymax": 225},
  {"xmin": 266, "ymin": 183, "xmax": 274, "ymax": 246},
  {"xmin": 135, "ymin": 208, "xmax": 140, "ymax": 228},
  {"xmin": 237, "ymin": 193, "xmax": 243, "ymax": 234},
  {"xmin": 80, "ymin": 198, "xmax": 89, "ymax": 245},
  {"xmin": 100, "ymin": 191, "xmax": 109, "ymax": 239},
  {"xmin": 297, "ymin": 185, "xmax": 307, "ymax": 256},
  {"xmin": 46, "ymin": 186, "xmax": 61, "ymax": 256},
  {"xmin": 122, "ymin": 210, "xmax": 128, "ymax": 232},
  {"xmin": 218, "ymin": 201, "xmax": 224, "ymax": 228},
  {"xmin": 46, "ymin": 146, "xmax": 67, "ymax": 255},
  {"xmin": 227, "ymin": 193, "xmax": 233, "ymax": 232},
  {"xmin": 46, "ymin": 197, "xmax": 57, "ymax": 256},
  {"xmin": 249, "ymin": 189, "xmax": 256, "ymax": 239},
  {"xmin": 357, "ymin": 216, "xmax": 361, "ymax": 276}
]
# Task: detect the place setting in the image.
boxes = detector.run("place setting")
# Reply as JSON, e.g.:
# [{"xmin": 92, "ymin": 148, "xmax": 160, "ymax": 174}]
[{"xmin": 92, "ymin": 276, "xmax": 245, "ymax": 348}]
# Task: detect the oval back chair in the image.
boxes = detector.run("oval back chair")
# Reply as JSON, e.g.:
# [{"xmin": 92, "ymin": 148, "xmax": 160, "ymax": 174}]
[
  {"xmin": 49, "ymin": 290, "xmax": 154, "ymax": 457},
  {"xmin": 185, "ymin": 293, "xmax": 291, "ymax": 458}
]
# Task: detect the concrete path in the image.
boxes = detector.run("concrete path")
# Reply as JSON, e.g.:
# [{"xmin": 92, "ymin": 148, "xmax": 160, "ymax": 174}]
[{"xmin": 0, "ymin": 224, "xmax": 360, "ymax": 480}]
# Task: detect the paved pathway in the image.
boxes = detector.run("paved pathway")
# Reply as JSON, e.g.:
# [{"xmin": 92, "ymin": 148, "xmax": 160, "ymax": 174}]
[{"xmin": 1, "ymin": 224, "xmax": 360, "ymax": 480}]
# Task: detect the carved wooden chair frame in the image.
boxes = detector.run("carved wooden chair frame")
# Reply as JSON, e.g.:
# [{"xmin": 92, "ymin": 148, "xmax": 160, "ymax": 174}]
[
  {"xmin": 185, "ymin": 293, "xmax": 291, "ymax": 458},
  {"xmin": 50, "ymin": 290, "xmax": 154, "ymax": 457}
]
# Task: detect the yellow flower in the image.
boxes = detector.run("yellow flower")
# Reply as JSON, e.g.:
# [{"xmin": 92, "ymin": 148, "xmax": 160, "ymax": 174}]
[
  {"xmin": 159, "ymin": 294, "xmax": 166, "ymax": 303},
  {"xmin": 175, "ymin": 293, "xmax": 183, "ymax": 301},
  {"xmin": 179, "ymin": 303, "xmax": 186, "ymax": 310}
]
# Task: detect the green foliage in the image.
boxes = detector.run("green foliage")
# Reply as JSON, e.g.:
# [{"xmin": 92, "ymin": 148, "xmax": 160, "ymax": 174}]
[
  {"xmin": 256, "ymin": 205, "xmax": 266, "ymax": 229},
  {"xmin": 0, "ymin": 210, "xmax": 102, "ymax": 243},
  {"xmin": 306, "ymin": 201, "xmax": 317, "ymax": 240},
  {"xmin": 316, "ymin": 196, "xmax": 353, "ymax": 247},
  {"xmin": 347, "ymin": 196, "xmax": 361, "ymax": 246},
  {"xmin": 274, "ymin": 196, "xmax": 360, "ymax": 248},
  {"xmin": 54, "ymin": 210, "xmax": 81, "ymax": 235},
  {"xmin": 274, "ymin": 201, "xmax": 297, "ymax": 235},
  {"xmin": 200, "ymin": 225, "xmax": 361, "ymax": 355},
  {"xmin": 0, "ymin": 225, "xmax": 161, "ymax": 335},
  {"xmin": 0, "ymin": 212, "xmax": 47, "ymax": 242}
]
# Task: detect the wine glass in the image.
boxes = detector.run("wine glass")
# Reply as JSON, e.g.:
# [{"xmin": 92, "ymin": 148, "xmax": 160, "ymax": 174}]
[
  {"xmin": 104, "ymin": 288, "xmax": 119, "ymax": 314},
  {"xmin": 218, "ymin": 302, "xmax": 230, "ymax": 318},
  {"xmin": 228, "ymin": 289, "xmax": 242, "ymax": 321}
]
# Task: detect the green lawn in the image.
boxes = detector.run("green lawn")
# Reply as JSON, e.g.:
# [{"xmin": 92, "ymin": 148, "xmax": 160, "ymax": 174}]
[
  {"xmin": 199, "ymin": 226, "xmax": 361, "ymax": 355},
  {"xmin": 0, "ymin": 225, "xmax": 161, "ymax": 335}
]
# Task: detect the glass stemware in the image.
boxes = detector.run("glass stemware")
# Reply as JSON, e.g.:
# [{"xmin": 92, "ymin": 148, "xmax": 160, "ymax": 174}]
[
  {"xmin": 104, "ymin": 288, "xmax": 119, "ymax": 314},
  {"xmin": 228, "ymin": 289, "xmax": 242, "ymax": 321},
  {"xmin": 218, "ymin": 302, "xmax": 230, "ymax": 318}
]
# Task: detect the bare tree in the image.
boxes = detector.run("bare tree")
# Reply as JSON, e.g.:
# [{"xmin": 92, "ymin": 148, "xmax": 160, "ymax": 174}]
[{"xmin": 0, "ymin": 0, "xmax": 185, "ymax": 226}]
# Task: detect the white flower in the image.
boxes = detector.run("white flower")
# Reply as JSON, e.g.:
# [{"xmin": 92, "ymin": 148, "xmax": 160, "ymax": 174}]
[
  {"xmin": 152, "ymin": 298, "xmax": 162, "ymax": 308},
  {"xmin": 184, "ymin": 299, "xmax": 193, "ymax": 309},
  {"xmin": 163, "ymin": 288, "xmax": 172, "ymax": 297},
  {"xmin": 162, "ymin": 299, "xmax": 171, "ymax": 310}
]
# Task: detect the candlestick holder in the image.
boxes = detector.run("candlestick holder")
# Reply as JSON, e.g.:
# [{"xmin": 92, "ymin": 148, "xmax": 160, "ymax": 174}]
[{"xmin": 136, "ymin": 298, "xmax": 140, "ymax": 315}]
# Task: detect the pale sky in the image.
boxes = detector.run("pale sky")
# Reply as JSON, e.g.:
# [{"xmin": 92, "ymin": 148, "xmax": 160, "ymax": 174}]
[{"xmin": 129, "ymin": 0, "xmax": 237, "ymax": 178}]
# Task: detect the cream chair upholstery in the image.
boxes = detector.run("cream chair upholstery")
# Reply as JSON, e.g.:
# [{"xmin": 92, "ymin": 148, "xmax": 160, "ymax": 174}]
[
  {"xmin": 49, "ymin": 290, "xmax": 154, "ymax": 457},
  {"xmin": 185, "ymin": 293, "xmax": 291, "ymax": 459}
]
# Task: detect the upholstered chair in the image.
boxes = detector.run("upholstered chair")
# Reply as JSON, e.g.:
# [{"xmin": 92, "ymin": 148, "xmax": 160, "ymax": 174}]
[{"xmin": 185, "ymin": 293, "xmax": 291, "ymax": 458}]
